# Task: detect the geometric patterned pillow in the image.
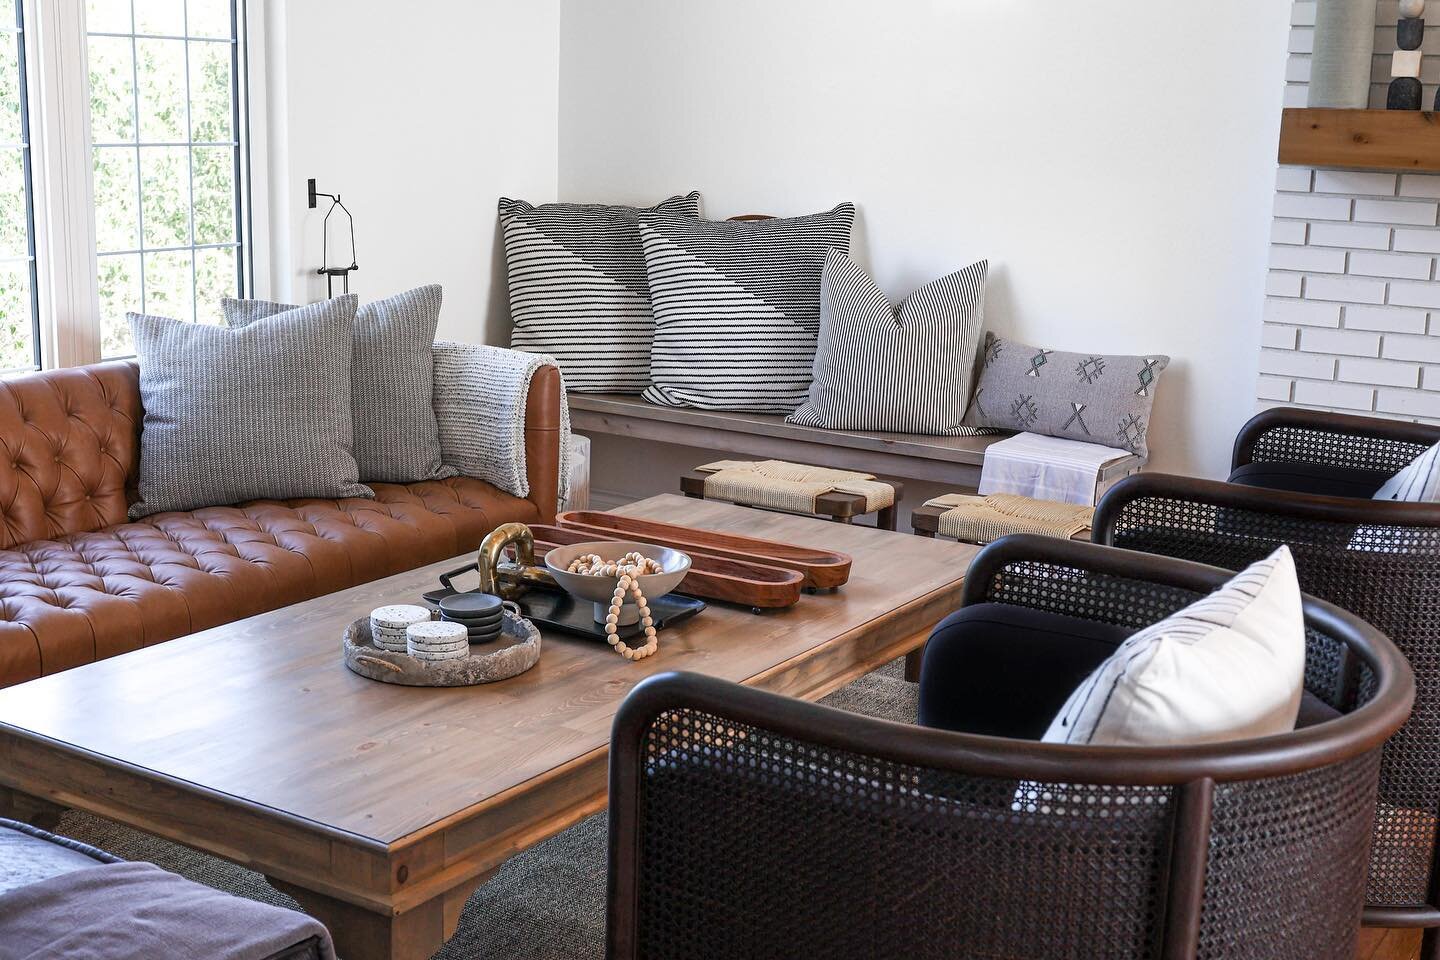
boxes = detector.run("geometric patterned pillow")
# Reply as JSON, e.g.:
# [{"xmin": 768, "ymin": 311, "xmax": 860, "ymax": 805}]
[
  {"xmin": 1374, "ymin": 441, "xmax": 1440, "ymax": 501},
  {"xmin": 499, "ymin": 192, "xmax": 701, "ymax": 393},
  {"xmin": 638, "ymin": 203, "xmax": 856, "ymax": 414},
  {"xmin": 960, "ymin": 333, "xmax": 1170, "ymax": 458}
]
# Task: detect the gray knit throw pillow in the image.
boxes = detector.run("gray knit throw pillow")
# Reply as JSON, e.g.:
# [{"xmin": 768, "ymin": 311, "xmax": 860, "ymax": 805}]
[
  {"xmin": 222, "ymin": 285, "xmax": 452, "ymax": 483},
  {"xmin": 128, "ymin": 295, "xmax": 372, "ymax": 519}
]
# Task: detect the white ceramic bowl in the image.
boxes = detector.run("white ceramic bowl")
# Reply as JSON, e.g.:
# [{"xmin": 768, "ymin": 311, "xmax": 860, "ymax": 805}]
[{"xmin": 544, "ymin": 540, "xmax": 691, "ymax": 624}]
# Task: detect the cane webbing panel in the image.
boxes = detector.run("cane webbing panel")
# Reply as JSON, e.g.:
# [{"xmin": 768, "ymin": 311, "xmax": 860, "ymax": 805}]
[
  {"xmin": 636, "ymin": 707, "xmax": 1170, "ymax": 960},
  {"xmin": 630, "ymin": 707, "xmax": 1381, "ymax": 960},
  {"xmin": 1250, "ymin": 425, "xmax": 1429, "ymax": 474},
  {"xmin": 1106, "ymin": 494, "xmax": 1440, "ymax": 907}
]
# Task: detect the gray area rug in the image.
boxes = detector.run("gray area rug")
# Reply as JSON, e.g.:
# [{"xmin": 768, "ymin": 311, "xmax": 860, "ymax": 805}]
[{"xmin": 58, "ymin": 659, "xmax": 918, "ymax": 960}]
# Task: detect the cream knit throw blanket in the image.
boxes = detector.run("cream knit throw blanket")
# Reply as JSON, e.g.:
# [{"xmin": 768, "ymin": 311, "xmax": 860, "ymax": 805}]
[
  {"xmin": 432, "ymin": 341, "xmax": 570, "ymax": 503},
  {"xmin": 924, "ymin": 493, "xmax": 1093, "ymax": 543},
  {"xmin": 696, "ymin": 460, "xmax": 895, "ymax": 514}
]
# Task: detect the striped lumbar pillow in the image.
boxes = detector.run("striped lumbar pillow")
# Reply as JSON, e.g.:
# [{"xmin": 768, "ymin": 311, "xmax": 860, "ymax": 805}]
[
  {"xmin": 1374, "ymin": 441, "xmax": 1440, "ymax": 501},
  {"xmin": 1041, "ymin": 546, "xmax": 1305, "ymax": 747},
  {"xmin": 499, "ymin": 192, "xmax": 701, "ymax": 393},
  {"xmin": 787, "ymin": 251, "xmax": 992, "ymax": 435},
  {"xmin": 639, "ymin": 203, "xmax": 856, "ymax": 414}
]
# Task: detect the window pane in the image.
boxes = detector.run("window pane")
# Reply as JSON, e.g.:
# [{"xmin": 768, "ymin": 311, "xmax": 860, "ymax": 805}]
[
  {"xmin": 188, "ymin": 39, "xmax": 230, "ymax": 141},
  {"xmin": 98, "ymin": 253, "xmax": 141, "ymax": 357},
  {"xmin": 135, "ymin": 38, "xmax": 185, "ymax": 141},
  {"xmin": 133, "ymin": 0, "xmax": 184, "ymax": 36},
  {"xmin": 87, "ymin": 36, "xmax": 136, "ymax": 143},
  {"xmin": 0, "ymin": 148, "xmax": 26, "ymax": 258},
  {"xmin": 139, "ymin": 144, "xmax": 189, "ymax": 247},
  {"xmin": 93, "ymin": 146, "xmax": 140, "ymax": 251},
  {"xmin": 86, "ymin": 0, "xmax": 133, "ymax": 34},
  {"xmin": 0, "ymin": 1, "xmax": 15, "ymax": 29},
  {"xmin": 0, "ymin": 26, "xmax": 20, "ymax": 145},
  {"xmin": 193, "ymin": 245, "xmax": 232, "ymax": 324},
  {"xmin": 0, "ymin": 265, "xmax": 35, "ymax": 373},
  {"xmin": 186, "ymin": 0, "xmax": 230, "ymax": 39},
  {"xmin": 143, "ymin": 249, "xmax": 193, "ymax": 321},
  {"xmin": 191, "ymin": 146, "xmax": 232, "ymax": 244},
  {"xmin": 87, "ymin": 0, "xmax": 245, "ymax": 355}
]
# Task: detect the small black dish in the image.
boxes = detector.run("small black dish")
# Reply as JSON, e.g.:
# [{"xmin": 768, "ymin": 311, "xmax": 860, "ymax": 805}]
[
  {"xmin": 439, "ymin": 593, "xmax": 503, "ymax": 619},
  {"xmin": 443, "ymin": 611, "xmax": 502, "ymax": 629}
]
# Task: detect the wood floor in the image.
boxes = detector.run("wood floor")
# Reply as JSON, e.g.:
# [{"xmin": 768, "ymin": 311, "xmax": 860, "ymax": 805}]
[{"xmin": 1360, "ymin": 927, "xmax": 1421, "ymax": 960}]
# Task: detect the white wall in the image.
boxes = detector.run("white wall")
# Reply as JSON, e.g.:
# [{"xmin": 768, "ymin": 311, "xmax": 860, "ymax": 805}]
[
  {"xmin": 262, "ymin": 0, "xmax": 560, "ymax": 344},
  {"xmin": 558, "ymin": 0, "xmax": 1292, "ymax": 478}
]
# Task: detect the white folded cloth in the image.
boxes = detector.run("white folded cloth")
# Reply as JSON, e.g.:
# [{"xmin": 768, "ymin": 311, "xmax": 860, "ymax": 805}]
[{"xmin": 977, "ymin": 432, "xmax": 1131, "ymax": 506}]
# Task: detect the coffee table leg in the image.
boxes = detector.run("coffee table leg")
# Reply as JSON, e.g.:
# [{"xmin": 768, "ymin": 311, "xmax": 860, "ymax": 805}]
[
  {"xmin": 904, "ymin": 644, "xmax": 925, "ymax": 683},
  {"xmin": 271, "ymin": 870, "xmax": 495, "ymax": 960},
  {"xmin": 0, "ymin": 786, "xmax": 66, "ymax": 831}
]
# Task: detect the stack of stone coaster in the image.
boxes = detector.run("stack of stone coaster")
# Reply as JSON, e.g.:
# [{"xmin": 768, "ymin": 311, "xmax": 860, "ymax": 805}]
[
  {"xmin": 369, "ymin": 604, "xmax": 431, "ymax": 653},
  {"xmin": 438, "ymin": 593, "xmax": 505, "ymax": 644},
  {"xmin": 406, "ymin": 620, "xmax": 470, "ymax": 662},
  {"xmin": 1389, "ymin": 0, "xmax": 1427, "ymax": 110}
]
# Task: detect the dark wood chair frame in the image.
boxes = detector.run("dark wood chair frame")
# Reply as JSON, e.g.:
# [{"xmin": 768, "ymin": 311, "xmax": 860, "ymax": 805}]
[
  {"xmin": 1096, "ymin": 409, "xmax": 1440, "ymax": 955},
  {"xmin": 608, "ymin": 535, "xmax": 1415, "ymax": 960}
]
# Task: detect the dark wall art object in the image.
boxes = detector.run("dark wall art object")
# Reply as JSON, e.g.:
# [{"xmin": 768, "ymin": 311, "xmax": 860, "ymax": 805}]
[
  {"xmin": 308, "ymin": 178, "xmax": 359, "ymax": 297},
  {"xmin": 1389, "ymin": 0, "xmax": 1427, "ymax": 110}
]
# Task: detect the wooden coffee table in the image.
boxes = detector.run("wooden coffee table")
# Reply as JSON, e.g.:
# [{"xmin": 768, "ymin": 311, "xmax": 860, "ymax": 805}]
[{"xmin": 0, "ymin": 495, "xmax": 976, "ymax": 960}]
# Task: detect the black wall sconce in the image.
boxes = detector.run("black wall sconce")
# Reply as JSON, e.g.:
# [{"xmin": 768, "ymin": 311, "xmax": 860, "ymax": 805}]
[{"xmin": 308, "ymin": 178, "xmax": 358, "ymax": 297}]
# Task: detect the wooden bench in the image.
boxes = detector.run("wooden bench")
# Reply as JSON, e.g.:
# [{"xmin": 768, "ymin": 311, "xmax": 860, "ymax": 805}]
[{"xmin": 570, "ymin": 394, "xmax": 1145, "ymax": 493}]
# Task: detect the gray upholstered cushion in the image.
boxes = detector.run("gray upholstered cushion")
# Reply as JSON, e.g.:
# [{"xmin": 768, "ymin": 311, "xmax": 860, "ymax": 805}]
[
  {"xmin": 128, "ymin": 295, "xmax": 372, "ymax": 519},
  {"xmin": 0, "ymin": 819, "xmax": 119, "ymax": 896},
  {"xmin": 960, "ymin": 333, "xmax": 1170, "ymax": 458},
  {"xmin": 787, "ymin": 251, "xmax": 992, "ymax": 436},
  {"xmin": 222, "ymin": 286, "xmax": 452, "ymax": 483},
  {"xmin": 500, "ymin": 192, "xmax": 702, "ymax": 393}
]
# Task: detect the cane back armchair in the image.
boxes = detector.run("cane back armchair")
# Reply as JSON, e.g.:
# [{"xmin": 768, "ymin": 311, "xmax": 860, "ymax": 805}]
[
  {"xmin": 607, "ymin": 535, "xmax": 1413, "ymax": 960},
  {"xmin": 1094, "ymin": 466, "xmax": 1440, "ymax": 950}
]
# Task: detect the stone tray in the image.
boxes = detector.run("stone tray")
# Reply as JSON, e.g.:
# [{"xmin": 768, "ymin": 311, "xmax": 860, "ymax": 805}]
[{"xmin": 342, "ymin": 610, "xmax": 541, "ymax": 687}]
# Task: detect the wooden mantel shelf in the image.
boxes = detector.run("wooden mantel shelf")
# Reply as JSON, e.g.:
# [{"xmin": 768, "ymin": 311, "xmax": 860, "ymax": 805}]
[{"xmin": 1278, "ymin": 108, "xmax": 1440, "ymax": 173}]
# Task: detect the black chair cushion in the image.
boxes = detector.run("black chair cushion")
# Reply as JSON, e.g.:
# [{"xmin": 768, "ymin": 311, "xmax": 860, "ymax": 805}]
[
  {"xmin": 1228, "ymin": 460, "xmax": 1392, "ymax": 499},
  {"xmin": 918, "ymin": 603, "xmax": 1130, "ymax": 739}
]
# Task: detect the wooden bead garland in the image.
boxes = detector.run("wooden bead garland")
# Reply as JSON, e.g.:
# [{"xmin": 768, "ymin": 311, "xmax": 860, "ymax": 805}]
[{"xmin": 566, "ymin": 551, "xmax": 662, "ymax": 660}]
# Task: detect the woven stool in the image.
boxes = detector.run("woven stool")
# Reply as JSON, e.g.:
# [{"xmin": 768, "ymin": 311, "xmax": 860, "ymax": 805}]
[
  {"xmin": 681, "ymin": 460, "xmax": 903, "ymax": 531},
  {"xmin": 911, "ymin": 493, "xmax": 1093, "ymax": 543}
]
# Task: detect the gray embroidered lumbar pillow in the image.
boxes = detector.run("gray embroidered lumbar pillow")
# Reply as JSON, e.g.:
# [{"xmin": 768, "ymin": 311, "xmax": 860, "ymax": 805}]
[
  {"xmin": 499, "ymin": 192, "xmax": 702, "ymax": 393},
  {"xmin": 787, "ymin": 251, "xmax": 992, "ymax": 436},
  {"xmin": 639, "ymin": 203, "xmax": 857, "ymax": 414},
  {"xmin": 961, "ymin": 333, "xmax": 1170, "ymax": 458},
  {"xmin": 222, "ymin": 285, "xmax": 452, "ymax": 484},
  {"xmin": 128, "ymin": 295, "xmax": 372, "ymax": 519}
]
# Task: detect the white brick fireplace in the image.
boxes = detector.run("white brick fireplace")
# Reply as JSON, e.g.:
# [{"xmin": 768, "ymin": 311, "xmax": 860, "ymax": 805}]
[{"xmin": 1265, "ymin": 0, "xmax": 1440, "ymax": 419}]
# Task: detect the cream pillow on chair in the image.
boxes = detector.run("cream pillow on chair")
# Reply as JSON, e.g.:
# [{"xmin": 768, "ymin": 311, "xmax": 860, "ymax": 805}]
[
  {"xmin": 1042, "ymin": 546, "xmax": 1305, "ymax": 747},
  {"xmin": 1374, "ymin": 441, "xmax": 1440, "ymax": 502}
]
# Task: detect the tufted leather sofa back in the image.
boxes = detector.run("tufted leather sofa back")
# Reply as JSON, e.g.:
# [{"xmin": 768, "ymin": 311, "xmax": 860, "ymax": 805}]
[{"xmin": 0, "ymin": 361, "xmax": 141, "ymax": 550}]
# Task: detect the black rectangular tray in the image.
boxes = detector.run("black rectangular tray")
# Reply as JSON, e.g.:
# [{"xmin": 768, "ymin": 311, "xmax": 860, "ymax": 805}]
[{"xmin": 423, "ymin": 582, "xmax": 705, "ymax": 642}]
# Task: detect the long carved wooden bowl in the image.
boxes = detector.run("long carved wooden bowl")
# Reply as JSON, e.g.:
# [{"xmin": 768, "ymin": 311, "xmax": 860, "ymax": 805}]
[
  {"xmin": 555, "ymin": 511, "xmax": 852, "ymax": 590},
  {"xmin": 527, "ymin": 525, "xmax": 803, "ymax": 609}
]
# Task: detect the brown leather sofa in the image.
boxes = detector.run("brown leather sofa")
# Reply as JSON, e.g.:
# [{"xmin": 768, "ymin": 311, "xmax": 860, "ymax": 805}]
[{"xmin": 0, "ymin": 360, "xmax": 562, "ymax": 688}]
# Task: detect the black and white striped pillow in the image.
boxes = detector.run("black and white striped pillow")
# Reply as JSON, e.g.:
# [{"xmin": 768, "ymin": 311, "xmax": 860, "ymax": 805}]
[
  {"xmin": 787, "ymin": 251, "xmax": 991, "ymax": 435},
  {"xmin": 1041, "ymin": 546, "xmax": 1304, "ymax": 747},
  {"xmin": 1374, "ymin": 441, "xmax": 1440, "ymax": 501},
  {"xmin": 639, "ymin": 203, "xmax": 856, "ymax": 413},
  {"xmin": 499, "ymin": 192, "xmax": 701, "ymax": 393}
]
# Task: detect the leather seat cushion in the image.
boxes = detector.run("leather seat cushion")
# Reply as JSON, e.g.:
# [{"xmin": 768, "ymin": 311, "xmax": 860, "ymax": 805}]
[
  {"xmin": 1228, "ymin": 461, "xmax": 1392, "ymax": 499},
  {"xmin": 0, "ymin": 476, "xmax": 538, "ymax": 686}
]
